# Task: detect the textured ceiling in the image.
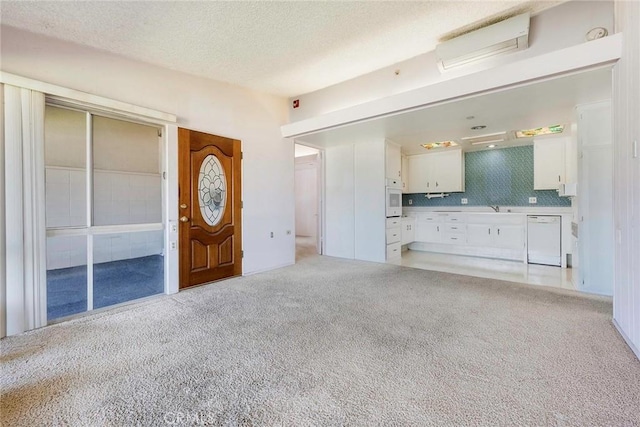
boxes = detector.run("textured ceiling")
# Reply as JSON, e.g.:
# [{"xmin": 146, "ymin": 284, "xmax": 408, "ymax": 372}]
[{"xmin": 1, "ymin": 1, "xmax": 561, "ymax": 97}]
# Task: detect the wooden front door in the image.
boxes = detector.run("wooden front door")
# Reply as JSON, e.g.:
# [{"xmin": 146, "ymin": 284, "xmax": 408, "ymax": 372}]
[{"xmin": 178, "ymin": 128, "xmax": 242, "ymax": 289}]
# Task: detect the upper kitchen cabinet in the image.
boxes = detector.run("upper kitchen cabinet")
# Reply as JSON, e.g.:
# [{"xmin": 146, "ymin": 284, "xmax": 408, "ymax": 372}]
[
  {"xmin": 407, "ymin": 149, "xmax": 465, "ymax": 193},
  {"xmin": 385, "ymin": 141, "xmax": 402, "ymax": 180},
  {"xmin": 533, "ymin": 137, "xmax": 567, "ymax": 190},
  {"xmin": 401, "ymin": 155, "xmax": 409, "ymax": 193}
]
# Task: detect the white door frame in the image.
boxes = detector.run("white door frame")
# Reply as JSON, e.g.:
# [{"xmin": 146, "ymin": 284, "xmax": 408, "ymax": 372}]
[
  {"xmin": 316, "ymin": 149, "xmax": 325, "ymax": 255},
  {"xmin": 293, "ymin": 143, "xmax": 325, "ymax": 256}
]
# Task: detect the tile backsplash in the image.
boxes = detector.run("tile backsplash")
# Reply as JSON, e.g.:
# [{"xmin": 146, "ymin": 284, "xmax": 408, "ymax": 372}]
[{"xmin": 403, "ymin": 146, "xmax": 571, "ymax": 207}]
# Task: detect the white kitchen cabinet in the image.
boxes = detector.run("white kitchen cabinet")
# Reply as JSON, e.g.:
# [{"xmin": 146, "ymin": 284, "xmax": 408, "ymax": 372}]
[
  {"xmin": 467, "ymin": 224, "xmax": 492, "ymax": 246},
  {"xmin": 466, "ymin": 214, "xmax": 525, "ymax": 250},
  {"xmin": 385, "ymin": 141, "xmax": 402, "ymax": 180},
  {"xmin": 407, "ymin": 156, "xmax": 429, "ymax": 193},
  {"xmin": 406, "ymin": 149, "xmax": 464, "ymax": 193},
  {"xmin": 534, "ymin": 138, "xmax": 566, "ymax": 190},
  {"xmin": 414, "ymin": 213, "xmax": 463, "ymax": 243},
  {"xmin": 408, "ymin": 213, "xmax": 535, "ymax": 262},
  {"xmin": 386, "ymin": 242, "xmax": 401, "ymax": 259},
  {"xmin": 401, "ymin": 155, "xmax": 409, "ymax": 193},
  {"xmin": 416, "ymin": 221, "xmax": 441, "ymax": 243},
  {"xmin": 386, "ymin": 227, "xmax": 401, "ymax": 244},
  {"xmin": 401, "ymin": 217, "xmax": 415, "ymax": 245},
  {"xmin": 493, "ymin": 224, "xmax": 525, "ymax": 249},
  {"xmin": 386, "ymin": 217, "xmax": 402, "ymax": 260}
]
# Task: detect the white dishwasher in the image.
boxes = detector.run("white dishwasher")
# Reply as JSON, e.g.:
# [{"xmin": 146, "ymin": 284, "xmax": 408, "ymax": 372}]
[{"xmin": 527, "ymin": 215, "xmax": 561, "ymax": 266}]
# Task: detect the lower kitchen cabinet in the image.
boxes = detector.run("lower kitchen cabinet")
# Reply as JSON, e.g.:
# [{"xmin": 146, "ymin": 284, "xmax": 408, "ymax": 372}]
[
  {"xmin": 386, "ymin": 217, "xmax": 402, "ymax": 260},
  {"xmin": 416, "ymin": 222, "xmax": 441, "ymax": 243},
  {"xmin": 494, "ymin": 224, "xmax": 525, "ymax": 249},
  {"xmin": 467, "ymin": 224, "xmax": 524, "ymax": 249},
  {"xmin": 386, "ymin": 242, "xmax": 401, "ymax": 259},
  {"xmin": 401, "ymin": 217, "xmax": 415, "ymax": 245},
  {"xmin": 409, "ymin": 212, "xmax": 527, "ymax": 262},
  {"xmin": 467, "ymin": 223, "xmax": 492, "ymax": 246}
]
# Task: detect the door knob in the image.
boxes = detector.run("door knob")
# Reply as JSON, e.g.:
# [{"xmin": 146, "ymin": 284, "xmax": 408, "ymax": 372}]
[{"xmin": 180, "ymin": 216, "xmax": 190, "ymax": 223}]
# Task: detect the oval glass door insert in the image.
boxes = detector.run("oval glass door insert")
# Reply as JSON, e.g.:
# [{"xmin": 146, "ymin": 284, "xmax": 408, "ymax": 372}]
[{"xmin": 198, "ymin": 155, "xmax": 227, "ymax": 226}]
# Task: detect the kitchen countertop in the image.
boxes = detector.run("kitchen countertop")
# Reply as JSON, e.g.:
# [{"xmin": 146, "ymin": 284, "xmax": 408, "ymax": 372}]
[{"xmin": 403, "ymin": 206, "xmax": 572, "ymax": 215}]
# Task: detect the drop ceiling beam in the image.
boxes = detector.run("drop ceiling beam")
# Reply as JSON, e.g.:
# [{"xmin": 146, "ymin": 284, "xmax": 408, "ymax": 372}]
[{"xmin": 281, "ymin": 34, "xmax": 622, "ymax": 139}]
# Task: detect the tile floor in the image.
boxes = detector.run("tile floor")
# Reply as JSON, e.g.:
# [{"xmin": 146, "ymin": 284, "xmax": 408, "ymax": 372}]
[
  {"xmin": 297, "ymin": 236, "xmax": 574, "ymax": 291},
  {"xmin": 394, "ymin": 249, "xmax": 574, "ymax": 290}
]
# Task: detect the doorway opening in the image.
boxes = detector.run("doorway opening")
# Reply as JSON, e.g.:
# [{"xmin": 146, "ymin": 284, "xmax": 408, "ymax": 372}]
[{"xmin": 294, "ymin": 144, "xmax": 322, "ymax": 261}]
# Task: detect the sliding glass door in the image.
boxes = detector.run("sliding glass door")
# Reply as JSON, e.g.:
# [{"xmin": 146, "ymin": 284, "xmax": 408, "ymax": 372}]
[{"xmin": 44, "ymin": 105, "xmax": 165, "ymax": 321}]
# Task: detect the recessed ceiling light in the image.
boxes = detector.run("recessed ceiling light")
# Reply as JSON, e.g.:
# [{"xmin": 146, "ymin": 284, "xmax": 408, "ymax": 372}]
[
  {"xmin": 470, "ymin": 139, "xmax": 504, "ymax": 146},
  {"xmin": 471, "ymin": 125, "xmax": 486, "ymax": 130}
]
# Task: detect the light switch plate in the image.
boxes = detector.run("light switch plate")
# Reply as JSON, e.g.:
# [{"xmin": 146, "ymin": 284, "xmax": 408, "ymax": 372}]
[
  {"xmin": 529, "ymin": 197, "xmax": 537, "ymax": 204},
  {"xmin": 461, "ymin": 198, "xmax": 468, "ymax": 205}
]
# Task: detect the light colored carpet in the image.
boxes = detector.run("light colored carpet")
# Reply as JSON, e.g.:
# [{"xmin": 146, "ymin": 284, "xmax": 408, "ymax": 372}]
[
  {"xmin": 296, "ymin": 235, "xmax": 317, "ymax": 261},
  {"xmin": 1, "ymin": 254, "xmax": 639, "ymax": 426}
]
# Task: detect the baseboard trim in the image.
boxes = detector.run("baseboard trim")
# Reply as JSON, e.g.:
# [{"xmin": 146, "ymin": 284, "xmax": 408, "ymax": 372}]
[
  {"xmin": 243, "ymin": 261, "xmax": 295, "ymax": 277},
  {"xmin": 613, "ymin": 319, "xmax": 640, "ymax": 361}
]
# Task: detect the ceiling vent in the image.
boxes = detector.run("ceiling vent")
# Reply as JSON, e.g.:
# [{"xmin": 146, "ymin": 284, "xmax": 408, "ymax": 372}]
[{"xmin": 436, "ymin": 12, "xmax": 530, "ymax": 71}]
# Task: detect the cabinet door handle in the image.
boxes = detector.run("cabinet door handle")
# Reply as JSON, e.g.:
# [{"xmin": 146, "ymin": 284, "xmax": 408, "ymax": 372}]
[
  {"xmin": 488, "ymin": 228, "xmax": 491, "ymax": 235},
  {"xmin": 558, "ymin": 175, "xmax": 561, "ymax": 182},
  {"xmin": 436, "ymin": 181, "xmax": 439, "ymax": 187},
  {"xmin": 437, "ymin": 226, "xmax": 440, "ymax": 232},
  {"xmin": 497, "ymin": 228, "xmax": 500, "ymax": 235},
  {"xmin": 451, "ymin": 226, "xmax": 457, "ymax": 230},
  {"xmin": 427, "ymin": 182, "xmax": 430, "ymax": 188}
]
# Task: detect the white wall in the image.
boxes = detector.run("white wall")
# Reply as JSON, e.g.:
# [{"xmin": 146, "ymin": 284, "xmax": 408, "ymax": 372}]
[
  {"xmin": 324, "ymin": 144, "xmax": 355, "ymax": 259},
  {"xmin": 613, "ymin": 0, "xmax": 640, "ymax": 358},
  {"xmin": 0, "ymin": 26, "xmax": 294, "ymax": 276},
  {"xmin": 324, "ymin": 139, "xmax": 386, "ymax": 263},
  {"xmin": 289, "ymin": 1, "xmax": 614, "ymax": 121},
  {"xmin": 354, "ymin": 141, "xmax": 386, "ymax": 262}
]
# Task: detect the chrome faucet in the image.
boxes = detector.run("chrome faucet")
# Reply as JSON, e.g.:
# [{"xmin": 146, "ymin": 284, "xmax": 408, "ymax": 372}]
[{"xmin": 489, "ymin": 205, "xmax": 500, "ymax": 212}]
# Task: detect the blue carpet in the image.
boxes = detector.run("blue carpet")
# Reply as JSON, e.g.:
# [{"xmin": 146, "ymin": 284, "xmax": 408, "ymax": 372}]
[{"xmin": 47, "ymin": 255, "xmax": 164, "ymax": 321}]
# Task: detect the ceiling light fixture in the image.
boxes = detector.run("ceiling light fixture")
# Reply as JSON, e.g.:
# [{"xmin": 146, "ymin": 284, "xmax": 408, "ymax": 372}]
[
  {"xmin": 488, "ymin": 144, "xmax": 497, "ymax": 148},
  {"xmin": 471, "ymin": 125, "xmax": 486, "ymax": 130},
  {"xmin": 516, "ymin": 124, "xmax": 564, "ymax": 138},
  {"xmin": 421, "ymin": 140, "xmax": 458, "ymax": 150}
]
